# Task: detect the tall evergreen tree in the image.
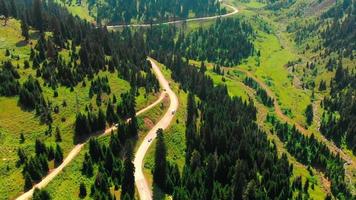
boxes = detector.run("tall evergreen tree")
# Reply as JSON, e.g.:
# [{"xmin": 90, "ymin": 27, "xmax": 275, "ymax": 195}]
[
  {"xmin": 23, "ymin": 172, "xmax": 33, "ymax": 191},
  {"xmin": 79, "ymin": 183, "xmax": 87, "ymax": 198},
  {"xmin": 54, "ymin": 144, "xmax": 63, "ymax": 166},
  {"xmin": 121, "ymin": 156, "xmax": 135, "ymax": 199},
  {"xmin": 1, "ymin": 0, "xmax": 9, "ymax": 25},
  {"xmin": 32, "ymin": 0, "xmax": 43, "ymax": 32},
  {"xmin": 153, "ymin": 128, "xmax": 167, "ymax": 191},
  {"xmin": 32, "ymin": 188, "xmax": 51, "ymax": 200},
  {"xmin": 10, "ymin": 0, "xmax": 17, "ymax": 18},
  {"xmin": 305, "ymin": 104, "xmax": 313, "ymax": 126}
]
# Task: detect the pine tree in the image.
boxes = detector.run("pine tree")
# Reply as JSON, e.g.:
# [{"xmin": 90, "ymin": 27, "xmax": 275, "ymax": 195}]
[
  {"xmin": 121, "ymin": 156, "xmax": 135, "ymax": 199},
  {"xmin": 54, "ymin": 144, "xmax": 63, "ymax": 166},
  {"xmin": 97, "ymin": 108, "xmax": 106, "ymax": 130},
  {"xmin": 19, "ymin": 132, "xmax": 25, "ymax": 143},
  {"xmin": 24, "ymin": 172, "xmax": 33, "ymax": 191},
  {"xmin": 32, "ymin": 0, "xmax": 44, "ymax": 32},
  {"xmin": 10, "ymin": 0, "xmax": 17, "ymax": 18},
  {"xmin": 17, "ymin": 148, "xmax": 27, "ymax": 165},
  {"xmin": 55, "ymin": 126, "xmax": 62, "ymax": 142},
  {"xmin": 305, "ymin": 104, "xmax": 313, "ymax": 126},
  {"xmin": 82, "ymin": 153, "xmax": 93, "ymax": 177},
  {"xmin": 75, "ymin": 113, "xmax": 91, "ymax": 138},
  {"xmin": 33, "ymin": 188, "xmax": 51, "ymax": 200},
  {"xmin": 104, "ymin": 149, "xmax": 114, "ymax": 174},
  {"xmin": 1, "ymin": 0, "xmax": 9, "ymax": 26},
  {"xmin": 35, "ymin": 139, "xmax": 47, "ymax": 155},
  {"xmin": 79, "ymin": 183, "xmax": 87, "ymax": 198},
  {"xmin": 153, "ymin": 129, "xmax": 167, "ymax": 191}
]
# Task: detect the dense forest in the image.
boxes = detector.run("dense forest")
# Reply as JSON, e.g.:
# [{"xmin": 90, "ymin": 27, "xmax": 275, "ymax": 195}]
[
  {"xmin": 87, "ymin": 0, "xmax": 225, "ymax": 25},
  {"xmin": 146, "ymin": 18, "xmax": 255, "ymax": 67},
  {"xmin": 243, "ymin": 77, "xmax": 274, "ymax": 107},
  {"xmin": 178, "ymin": 18, "xmax": 255, "ymax": 66}
]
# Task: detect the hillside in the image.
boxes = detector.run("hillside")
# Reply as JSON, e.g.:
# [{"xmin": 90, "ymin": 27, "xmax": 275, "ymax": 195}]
[{"xmin": 0, "ymin": 0, "xmax": 354, "ymax": 199}]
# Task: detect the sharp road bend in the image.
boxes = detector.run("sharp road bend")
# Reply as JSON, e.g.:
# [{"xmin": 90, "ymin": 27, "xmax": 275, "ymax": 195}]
[
  {"xmin": 134, "ymin": 58, "xmax": 179, "ymax": 200},
  {"xmin": 107, "ymin": 1, "xmax": 238, "ymax": 28},
  {"xmin": 16, "ymin": 88, "xmax": 166, "ymax": 200}
]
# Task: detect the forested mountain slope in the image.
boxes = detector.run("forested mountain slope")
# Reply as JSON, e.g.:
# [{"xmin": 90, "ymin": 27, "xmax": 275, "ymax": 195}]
[
  {"xmin": 0, "ymin": 0, "xmax": 355, "ymax": 199},
  {"xmin": 280, "ymin": 0, "xmax": 355, "ymax": 154},
  {"xmin": 0, "ymin": 0, "xmax": 158, "ymax": 198}
]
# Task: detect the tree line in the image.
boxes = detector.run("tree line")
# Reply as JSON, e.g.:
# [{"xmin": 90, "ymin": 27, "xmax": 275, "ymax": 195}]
[
  {"xmin": 88, "ymin": 0, "xmax": 224, "ymax": 25},
  {"xmin": 177, "ymin": 18, "xmax": 255, "ymax": 66},
  {"xmin": 243, "ymin": 77, "xmax": 274, "ymax": 107},
  {"xmin": 145, "ymin": 18, "xmax": 255, "ymax": 67}
]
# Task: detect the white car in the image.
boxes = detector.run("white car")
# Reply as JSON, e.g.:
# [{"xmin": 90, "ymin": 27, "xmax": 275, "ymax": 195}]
[
  {"xmin": 148, "ymin": 138, "xmax": 152, "ymax": 142},
  {"xmin": 114, "ymin": 123, "xmax": 119, "ymax": 128}
]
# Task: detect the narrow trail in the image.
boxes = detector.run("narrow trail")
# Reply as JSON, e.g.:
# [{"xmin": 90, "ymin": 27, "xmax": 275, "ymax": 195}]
[
  {"xmin": 15, "ymin": 92, "xmax": 166, "ymax": 200},
  {"xmin": 106, "ymin": 1, "xmax": 238, "ymax": 29},
  {"xmin": 134, "ymin": 58, "xmax": 179, "ymax": 200},
  {"xmin": 235, "ymin": 67, "xmax": 356, "ymax": 193}
]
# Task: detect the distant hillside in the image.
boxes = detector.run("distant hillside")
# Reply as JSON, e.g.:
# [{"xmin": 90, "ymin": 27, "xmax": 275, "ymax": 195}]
[{"xmin": 62, "ymin": 0, "xmax": 225, "ymax": 25}]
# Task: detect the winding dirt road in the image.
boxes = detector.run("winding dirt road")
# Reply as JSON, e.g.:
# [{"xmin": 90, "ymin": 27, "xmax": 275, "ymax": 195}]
[
  {"xmin": 16, "ymin": 91, "xmax": 166, "ymax": 200},
  {"xmin": 107, "ymin": 1, "xmax": 238, "ymax": 29},
  {"xmin": 134, "ymin": 58, "xmax": 179, "ymax": 200}
]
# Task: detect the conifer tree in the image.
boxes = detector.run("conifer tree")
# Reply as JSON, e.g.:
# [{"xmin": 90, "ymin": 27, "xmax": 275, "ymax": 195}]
[
  {"xmin": 55, "ymin": 126, "xmax": 62, "ymax": 142},
  {"xmin": 79, "ymin": 183, "xmax": 87, "ymax": 198},
  {"xmin": 153, "ymin": 129, "xmax": 167, "ymax": 191},
  {"xmin": 121, "ymin": 155, "xmax": 135, "ymax": 199},
  {"xmin": 24, "ymin": 172, "xmax": 33, "ymax": 191},
  {"xmin": 54, "ymin": 144, "xmax": 63, "ymax": 166}
]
